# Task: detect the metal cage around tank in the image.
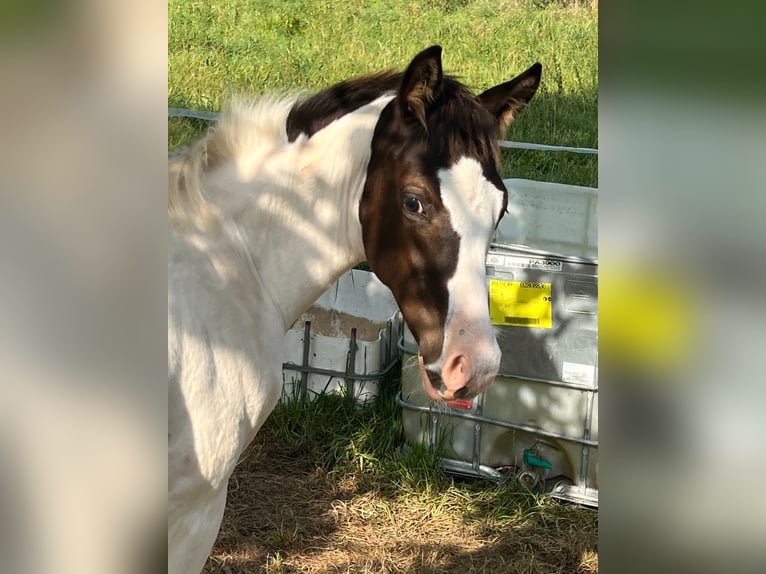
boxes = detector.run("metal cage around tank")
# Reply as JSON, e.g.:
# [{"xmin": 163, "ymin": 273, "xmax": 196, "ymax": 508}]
[{"xmin": 398, "ymin": 177, "xmax": 599, "ymax": 507}]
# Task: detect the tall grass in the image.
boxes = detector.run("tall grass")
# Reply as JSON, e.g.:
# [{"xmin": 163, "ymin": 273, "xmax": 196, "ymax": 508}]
[{"xmin": 169, "ymin": 0, "xmax": 597, "ymax": 186}]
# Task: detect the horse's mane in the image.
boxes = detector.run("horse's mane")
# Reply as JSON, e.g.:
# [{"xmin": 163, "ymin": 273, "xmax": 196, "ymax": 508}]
[
  {"xmin": 168, "ymin": 72, "xmax": 402, "ymax": 230},
  {"xmin": 286, "ymin": 71, "xmax": 402, "ymax": 141},
  {"xmin": 287, "ymin": 69, "xmax": 501, "ymax": 167},
  {"xmin": 168, "ymin": 96, "xmax": 299, "ymax": 230},
  {"xmin": 168, "ymin": 69, "xmax": 499, "ymax": 230},
  {"xmin": 285, "ymin": 70, "xmax": 499, "ymax": 167}
]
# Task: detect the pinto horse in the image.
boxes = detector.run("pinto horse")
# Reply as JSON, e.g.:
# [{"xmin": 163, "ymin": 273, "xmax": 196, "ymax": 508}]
[{"xmin": 168, "ymin": 46, "xmax": 541, "ymax": 573}]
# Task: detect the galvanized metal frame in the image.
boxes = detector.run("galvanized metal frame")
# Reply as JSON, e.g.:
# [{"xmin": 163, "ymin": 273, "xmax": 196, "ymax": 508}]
[
  {"xmin": 282, "ymin": 318, "xmax": 401, "ymax": 400},
  {"xmin": 396, "ymin": 246, "xmax": 599, "ymax": 508}
]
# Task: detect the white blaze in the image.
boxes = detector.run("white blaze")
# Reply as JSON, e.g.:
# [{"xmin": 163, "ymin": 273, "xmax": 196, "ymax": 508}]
[{"xmin": 431, "ymin": 156, "xmax": 504, "ymax": 372}]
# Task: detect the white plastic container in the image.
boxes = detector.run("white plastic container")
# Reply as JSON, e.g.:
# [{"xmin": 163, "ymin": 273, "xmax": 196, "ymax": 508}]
[
  {"xmin": 498, "ymin": 178, "xmax": 597, "ymax": 259},
  {"xmin": 282, "ymin": 270, "xmax": 401, "ymax": 403},
  {"xmin": 400, "ymin": 178, "xmax": 598, "ymax": 506}
]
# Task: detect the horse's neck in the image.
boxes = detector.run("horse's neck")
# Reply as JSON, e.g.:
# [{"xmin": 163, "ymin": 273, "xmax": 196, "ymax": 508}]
[{"xmin": 212, "ymin": 95, "xmax": 393, "ymax": 332}]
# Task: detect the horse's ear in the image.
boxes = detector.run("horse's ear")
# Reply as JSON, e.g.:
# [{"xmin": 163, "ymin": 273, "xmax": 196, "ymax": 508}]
[
  {"xmin": 399, "ymin": 45, "xmax": 443, "ymax": 128},
  {"xmin": 478, "ymin": 63, "xmax": 542, "ymax": 130}
]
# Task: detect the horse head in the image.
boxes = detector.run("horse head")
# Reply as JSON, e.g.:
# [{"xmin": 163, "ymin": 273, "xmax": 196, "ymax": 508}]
[{"xmin": 359, "ymin": 46, "xmax": 541, "ymax": 401}]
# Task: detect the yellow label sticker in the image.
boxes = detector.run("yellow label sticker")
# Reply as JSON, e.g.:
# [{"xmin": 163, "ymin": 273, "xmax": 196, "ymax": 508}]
[{"xmin": 489, "ymin": 279, "xmax": 552, "ymax": 328}]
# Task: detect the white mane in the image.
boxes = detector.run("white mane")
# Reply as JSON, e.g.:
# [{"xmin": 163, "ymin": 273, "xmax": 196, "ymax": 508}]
[{"xmin": 168, "ymin": 95, "xmax": 301, "ymax": 231}]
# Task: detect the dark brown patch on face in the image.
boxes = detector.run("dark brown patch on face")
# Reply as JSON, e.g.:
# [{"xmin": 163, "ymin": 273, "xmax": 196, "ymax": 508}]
[
  {"xmin": 290, "ymin": 47, "xmax": 540, "ymax": 366},
  {"xmin": 286, "ymin": 72, "xmax": 403, "ymax": 142},
  {"xmin": 359, "ymin": 77, "xmax": 507, "ymax": 364},
  {"xmin": 360, "ymin": 131, "xmax": 458, "ymax": 362}
]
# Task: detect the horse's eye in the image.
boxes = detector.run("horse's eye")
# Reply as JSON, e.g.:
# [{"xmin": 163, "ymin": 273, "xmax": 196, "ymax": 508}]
[{"xmin": 403, "ymin": 196, "xmax": 424, "ymax": 215}]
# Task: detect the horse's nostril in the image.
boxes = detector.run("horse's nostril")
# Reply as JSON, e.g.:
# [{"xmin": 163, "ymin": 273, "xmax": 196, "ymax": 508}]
[
  {"xmin": 425, "ymin": 369, "xmax": 445, "ymax": 391},
  {"xmin": 453, "ymin": 386, "xmax": 469, "ymax": 399}
]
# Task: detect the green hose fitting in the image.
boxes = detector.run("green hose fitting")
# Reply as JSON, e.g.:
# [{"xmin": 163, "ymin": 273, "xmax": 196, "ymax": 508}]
[{"xmin": 523, "ymin": 448, "xmax": 553, "ymax": 470}]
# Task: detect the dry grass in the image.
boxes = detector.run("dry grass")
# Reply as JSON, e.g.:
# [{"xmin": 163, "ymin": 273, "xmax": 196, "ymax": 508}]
[{"xmin": 203, "ymin": 424, "xmax": 597, "ymax": 574}]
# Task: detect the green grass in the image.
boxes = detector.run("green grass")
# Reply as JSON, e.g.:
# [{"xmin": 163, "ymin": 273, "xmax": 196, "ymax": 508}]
[
  {"xmin": 239, "ymin": 372, "xmax": 598, "ymax": 572},
  {"xmin": 268, "ymin": 373, "xmax": 432, "ymax": 483},
  {"xmin": 169, "ymin": 0, "xmax": 597, "ymax": 186},
  {"xmin": 214, "ymin": 394, "xmax": 597, "ymax": 572},
  {"xmin": 266, "ymin": 371, "xmax": 587, "ymax": 521}
]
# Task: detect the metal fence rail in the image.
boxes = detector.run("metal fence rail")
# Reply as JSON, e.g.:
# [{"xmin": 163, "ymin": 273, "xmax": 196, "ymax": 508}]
[{"xmin": 168, "ymin": 107, "xmax": 598, "ymax": 154}]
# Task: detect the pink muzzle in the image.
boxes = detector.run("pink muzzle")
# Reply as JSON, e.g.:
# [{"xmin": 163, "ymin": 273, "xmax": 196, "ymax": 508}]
[{"xmin": 418, "ymin": 319, "xmax": 501, "ymax": 401}]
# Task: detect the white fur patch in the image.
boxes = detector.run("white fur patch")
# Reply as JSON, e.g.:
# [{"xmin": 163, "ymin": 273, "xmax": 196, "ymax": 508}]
[
  {"xmin": 431, "ymin": 157, "xmax": 504, "ymax": 368},
  {"xmin": 168, "ymin": 94, "xmax": 396, "ymax": 574},
  {"xmin": 438, "ymin": 157, "xmax": 505, "ymax": 237}
]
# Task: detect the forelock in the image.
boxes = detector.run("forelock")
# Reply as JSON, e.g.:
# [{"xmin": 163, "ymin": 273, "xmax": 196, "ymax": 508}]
[{"xmin": 426, "ymin": 77, "xmax": 501, "ymax": 169}]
